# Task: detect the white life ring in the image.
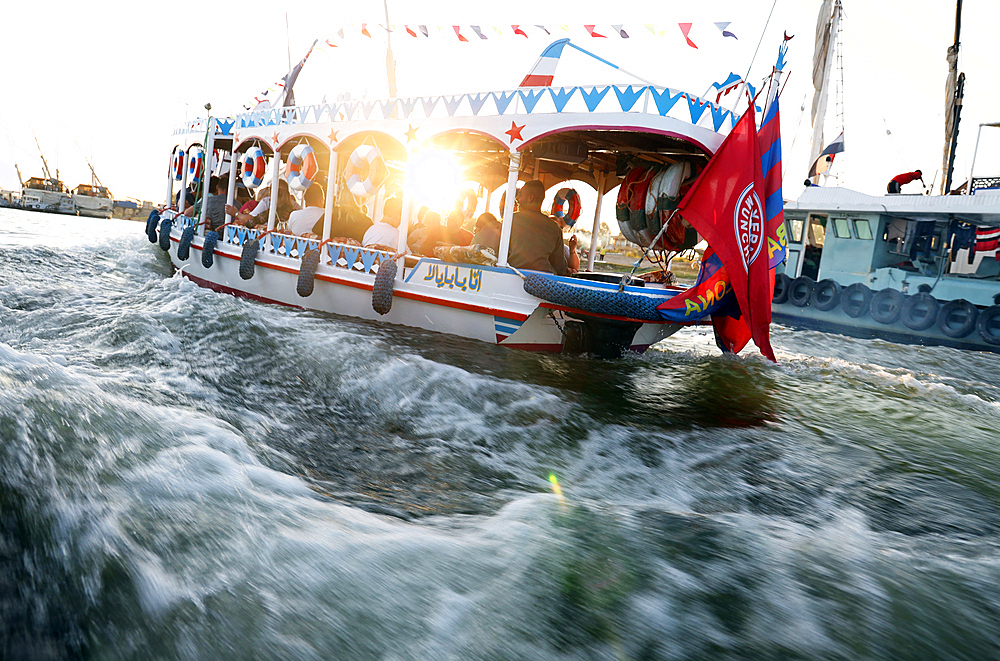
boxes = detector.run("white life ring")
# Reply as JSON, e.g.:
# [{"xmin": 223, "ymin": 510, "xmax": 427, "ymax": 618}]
[
  {"xmin": 286, "ymin": 144, "xmax": 319, "ymax": 191},
  {"xmin": 344, "ymin": 145, "xmax": 387, "ymax": 198},
  {"xmin": 645, "ymin": 162, "xmax": 689, "ymax": 221},
  {"xmin": 455, "ymin": 188, "xmax": 478, "ymax": 220},
  {"xmin": 240, "ymin": 147, "xmax": 267, "ymax": 188}
]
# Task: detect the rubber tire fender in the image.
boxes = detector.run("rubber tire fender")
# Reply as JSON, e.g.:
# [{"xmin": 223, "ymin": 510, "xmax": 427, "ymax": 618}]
[
  {"xmin": 145, "ymin": 211, "xmax": 160, "ymax": 243},
  {"xmin": 239, "ymin": 238, "xmax": 259, "ymax": 280},
  {"xmin": 772, "ymin": 272, "xmax": 791, "ymax": 304},
  {"xmin": 810, "ymin": 279, "xmax": 842, "ymax": 311},
  {"xmin": 937, "ymin": 299, "xmax": 978, "ymax": 338},
  {"xmin": 870, "ymin": 288, "xmax": 905, "ymax": 325},
  {"xmin": 976, "ymin": 305, "xmax": 1000, "ymax": 345},
  {"xmin": 201, "ymin": 231, "xmax": 218, "ymax": 268},
  {"xmin": 158, "ymin": 218, "xmax": 174, "ymax": 251},
  {"xmin": 840, "ymin": 283, "xmax": 873, "ymax": 318},
  {"xmin": 296, "ymin": 248, "xmax": 321, "ymax": 298},
  {"xmin": 177, "ymin": 226, "xmax": 194, "ymax": 261},
  {"xmin": 372, "ymin": 258, "xmax": 397, "ymax": 315},
  {"xmin": 900, "ymin": 292, "xmax": 940, "ymax": 331},
  {"xmin": 788, "ymin": 276, "xmax": 814, "ymax": 307}
]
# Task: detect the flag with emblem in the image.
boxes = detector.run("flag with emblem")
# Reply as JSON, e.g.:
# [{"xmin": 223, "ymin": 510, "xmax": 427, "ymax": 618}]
[{"xmin": 673, "ymin": 105, "xmax": 776, "ymax": 361}]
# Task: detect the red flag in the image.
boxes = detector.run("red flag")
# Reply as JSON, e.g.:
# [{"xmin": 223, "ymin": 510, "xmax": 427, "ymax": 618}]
[
  {"xmin": 584, "ymin": 25, "xmax": 607, "ymax": 38},
  {"xmin": 453, "ymin": 25, "xmax": 469, "ymax": 42},
  {"xmin": 511, "ymin": 25, "xmax": 528, "ymax": 38},
  {"xmin": 676, "ymin": 106, "xmax": 776, "ymax": 361}
]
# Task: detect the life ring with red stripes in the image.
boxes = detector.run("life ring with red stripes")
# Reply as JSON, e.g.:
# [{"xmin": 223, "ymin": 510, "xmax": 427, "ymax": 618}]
[
  {"xmin": 551, "ymin": 188, "xmax": 582, "ymax": 226},
  {"xmin": 286, "ymin": 144, "xmax": 319, "ymax": 191},
  {"xmin": 188, "ymin": 149, "xmax": 204, "ymax": 183},
  {"xmin": 173, "ymin": 150, "xmax": 185, "ymax": 181},
  {"xmin": 344, "ymin": 145, "xmax": 387, "ymax": 198},
  {"xmin": 240, "ymin": 147, "xmax": 267, "ymax": 188},
  {"xmin": 615, "ymin": 166, "xmax": 647, "ymax": 245}
]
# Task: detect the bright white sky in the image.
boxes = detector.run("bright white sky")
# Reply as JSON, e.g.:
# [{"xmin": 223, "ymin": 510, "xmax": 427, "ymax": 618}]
[{"xmin": 1, "ymin": 0, "xmax": 997, "ymax": 205}]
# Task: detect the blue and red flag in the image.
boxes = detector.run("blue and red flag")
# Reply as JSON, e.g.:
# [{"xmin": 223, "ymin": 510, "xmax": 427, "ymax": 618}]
[
  {"xmin": 758, "ymin": 90, "xmax": 787, "ymax": 269},
  {"xmin": 672, "ymin": 104, "xmax": 776, "ymax": 361},
  {"xmin": 657, "ymin": 250, "xmax": 737, "ymax": 323}
]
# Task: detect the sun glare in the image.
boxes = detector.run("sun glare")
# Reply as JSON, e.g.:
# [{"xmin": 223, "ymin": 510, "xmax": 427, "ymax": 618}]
[{"xmin": 405, "ymin": 150, "xmax": 461, "ymax": 212}]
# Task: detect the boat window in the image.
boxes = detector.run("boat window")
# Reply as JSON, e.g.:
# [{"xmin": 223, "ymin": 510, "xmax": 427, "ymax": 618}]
[
  {"xmin": 833, "ymin": 217, "xmax": 851, "ymax": 238},
  {"xmin": 853, "ymin": 218, "xmax": 873, "ymax": 240},
  {"xmin": 786, "ymin": 218, "xmax": 804, "ymax": 244},
  {"xmin": 808, "ymin": 215, "xmax": 827, "ymax": 247}
]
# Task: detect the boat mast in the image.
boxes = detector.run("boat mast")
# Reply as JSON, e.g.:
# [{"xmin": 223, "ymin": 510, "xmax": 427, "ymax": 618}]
[
  {"xmin": 809, "ymin": 0, "xmax": 841, "ymax": 184},
  {"xmin": 13, "ymin": 163, "xmax": 23, "ymax": 188},
  {"xmin": 383, "ymin": 0, "xmax": 397, "ymax": 99},
  {"xmin": 33, "ymin": 133, "xmax": 53, "ymax": 181},
  {"xmin": 942, "ymin": 0, "xmax": 964, "ymax": 194}
]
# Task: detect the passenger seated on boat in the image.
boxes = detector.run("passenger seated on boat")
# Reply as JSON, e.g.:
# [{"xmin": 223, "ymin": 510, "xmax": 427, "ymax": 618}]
[
  {"xmin": 420, "ymin": 211, "xmax": 473, "ymax": 256},
  {"xmin": 175, "ymin": 183, "xmax": 196, "ymax": 211},
  {"xmin": 326, "ymin": 200, "xmax": 372, "ymax": 243},
  {"xmin": 407, "ymin": 206, "xmax": 431, "ymax": 253},
  {"xmin": 182, "ymin": 176, "xmax": 227, "ymax": 232},
  {"xmin": 507, "ymin": 180, "xmax": 567, "ymax": 275},
  {"xmin": 471, "ymin": 212, "xmax": 501, "ymax": 253},
  {"xmin": 362, "ymin": 197, "xmax": 403, "ymax": 251},
  {"xmin": 550, "ymin": 213, "xmax": 581, "ymax": 274},
  {"xmin": 287, "ymin": 183, "xmax": 326, "ymax": 237}
]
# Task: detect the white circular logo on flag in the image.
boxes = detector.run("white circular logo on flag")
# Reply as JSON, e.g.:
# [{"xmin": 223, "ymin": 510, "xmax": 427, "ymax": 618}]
[{"xmin": 734, "ymin": 182, "xmax": 765, "ymax": 271}]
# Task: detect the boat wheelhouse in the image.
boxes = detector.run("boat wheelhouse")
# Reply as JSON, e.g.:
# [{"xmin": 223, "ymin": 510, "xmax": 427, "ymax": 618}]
[{"xmin": 22, "ymin": 176, "xmax": 75, "ymax": 215}]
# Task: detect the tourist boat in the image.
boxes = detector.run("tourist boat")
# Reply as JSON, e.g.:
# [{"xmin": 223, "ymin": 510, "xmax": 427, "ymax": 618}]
[
  {"xmin": 72, "ymin": 184, "xmax": 113, "ymax": 219},
  {"xmin": 146, "ymin": 39, "xmax": 783, "ymax": 358},
  {"xmin": 772, "ymin": 0, "xmax": 1000, "ymax": 353}
]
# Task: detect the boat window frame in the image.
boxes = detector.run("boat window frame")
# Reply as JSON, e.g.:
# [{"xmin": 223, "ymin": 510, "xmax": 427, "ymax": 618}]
[
  {"xmin": 785, "ymin": 216, "xmax": 806, "ymax": 244},
  {"xmin": 852, "ymin": 218, "xmax": 874, "ymax": 240},
  {"xmin": 807, "ymin": 214, "xmax": 827, "ymax": 248},
  {"xmin": 832, "ymin": 217, "xmax": 852, "ymax": 239}
]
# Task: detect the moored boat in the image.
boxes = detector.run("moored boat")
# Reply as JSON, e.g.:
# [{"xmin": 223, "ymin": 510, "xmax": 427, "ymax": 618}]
[
  {"xmin": 772, "ymin": 0, "xmax": 1000, "ymax": 353},
  {"xmin": 72, "ymin": 184, "xmax": 113, "ymax": 219},
  {"xmin": 147, "ymin": 39, "xmax": 787, "ymax": 359}
]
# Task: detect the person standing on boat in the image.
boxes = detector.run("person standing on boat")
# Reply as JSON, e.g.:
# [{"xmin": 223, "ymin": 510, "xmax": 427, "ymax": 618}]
[
  {"xmin": 287, "ymin": 183, "xmax": 326, "ymax": 236},
  {"xmin": 887, "ymin": 170, "xmax": 924, "ymax": 194},
  {"xmin": 507, "ymin": 180, "xmax": 567, "ymax": 275}
]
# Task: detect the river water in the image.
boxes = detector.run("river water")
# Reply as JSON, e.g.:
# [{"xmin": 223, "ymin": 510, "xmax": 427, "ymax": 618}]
[{"xmin": 1, "ymin": 208, "xmax": 999, "ymax": 660}]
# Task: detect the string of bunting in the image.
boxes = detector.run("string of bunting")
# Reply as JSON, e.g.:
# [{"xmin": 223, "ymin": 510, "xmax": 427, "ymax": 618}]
[{"xmin": 242, "ymin": 22, "xmax": 741, "ymax": 111}]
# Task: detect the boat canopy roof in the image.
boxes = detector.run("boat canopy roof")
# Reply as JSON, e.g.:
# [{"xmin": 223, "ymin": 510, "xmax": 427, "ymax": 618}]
[
  {"xmin": 173, "ymin": 84, "xmax": 737, "ymax": 185},
  {"xmin": 789, "ymin": 186, "xmax": 1000, "ymax": 225}
]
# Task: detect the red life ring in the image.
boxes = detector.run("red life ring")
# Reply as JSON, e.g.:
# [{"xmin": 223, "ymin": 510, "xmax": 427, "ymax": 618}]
[
  {"xmin": 188, "ymin": 149, "xmax": 204, "ymax": 183},
  {"xmin": 173, "ymin": 150, "xmax": 185, "ymax": 181},
  {"xmin": 286, "ymin": 144, "xmax": 319, "ymax": 191},
  {"xmin": 551, "ymin": 188, "xmax": 582, "ymax": 226},
  {"xmin": 241, "ymin": 147, "xmax": 267, "ymax": 188},
  {"xmin": 344, "ymin": 145, "xmax": 387, "ymax": 198}
]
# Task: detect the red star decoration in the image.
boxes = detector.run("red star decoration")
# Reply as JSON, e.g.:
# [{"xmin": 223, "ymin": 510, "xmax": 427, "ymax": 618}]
[
  {"xmin": 272, "ymin": 132, "xmax": 281, "ymax": 146},
  {"xmin": 505, "ymin": 121, "xmax": 525, "ymax": 144},
  {"xmin": 405, "ymin": 124, "xmax": 418, "ymax": 143},
  {"xmin": 233, "ymin": 132, "xmax": 240, "ymax": 145},
  {"xmin": 328, "ymin": 129, "xmax": 339, "ymax": 145}
]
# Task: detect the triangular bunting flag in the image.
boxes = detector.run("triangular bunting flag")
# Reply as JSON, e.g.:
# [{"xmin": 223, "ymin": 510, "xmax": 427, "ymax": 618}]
[
  {"xmin": 453, "ymin": 26, "xmax": 469, "ymax": 42},
  {"xmin": 584, "ymin": 25, "xmax": 607, "ymax": 38},
  {"xmin": 612, "ymin": 24, "xmax": 629, "ymax": 38},
  {"xmin": 714, "ymin": 22, "xmax": 738, "ymax": 39},
  {"xmin": 471, "ymin": 25, "xmax": 487, "ymax": 40},
  {"xmin": 678, "ymin": 23, "xmax": 698, "ymax": 48}
]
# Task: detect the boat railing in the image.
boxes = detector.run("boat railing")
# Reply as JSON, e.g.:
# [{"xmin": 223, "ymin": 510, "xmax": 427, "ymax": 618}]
[
  {"xmin": 173, "ymin": 85, "xmax": 738, "ymax": 139},
  {"xmin": 224, "ymin": 226, "xmax": 393, "ymax": 276}
]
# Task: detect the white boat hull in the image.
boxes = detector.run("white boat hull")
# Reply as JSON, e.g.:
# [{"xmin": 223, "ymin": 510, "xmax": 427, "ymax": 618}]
[{"xmin": 159, "ymin": 218, "xmax": 682, "ymax": 355}]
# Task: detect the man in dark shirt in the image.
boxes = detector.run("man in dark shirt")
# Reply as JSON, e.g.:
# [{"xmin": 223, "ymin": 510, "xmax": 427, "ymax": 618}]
[{"xmin": 506, "ymin": 180, "xmax": 567, "ymax": 274}]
